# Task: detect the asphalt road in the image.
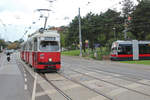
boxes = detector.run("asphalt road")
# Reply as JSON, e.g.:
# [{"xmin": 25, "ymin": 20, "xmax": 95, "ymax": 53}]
[
  {"xmin": 62, "ymin": 56, "xmax": 150, "ymax": 80},
  {"xmin": 0, "ymin": 53, "xmax": 30, "ymax": 100},
  {"xmin": 1, "ymin": 53, "xmax": 150, "ymax": 100},
  {"xmin": 61, "ymin": 56, "xmax": 150, "ymax": 100}
]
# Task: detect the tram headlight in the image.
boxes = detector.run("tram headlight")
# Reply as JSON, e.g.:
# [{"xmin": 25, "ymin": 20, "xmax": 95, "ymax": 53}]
[{"xmin": 49, "ymin": 58, "xmax": 52, "ymax": 62}]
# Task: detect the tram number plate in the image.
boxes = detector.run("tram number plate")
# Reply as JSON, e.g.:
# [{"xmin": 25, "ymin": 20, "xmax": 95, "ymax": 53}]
[{"xmin": 47, "ymin": 66, "xmax": 55, "ymax": 69}]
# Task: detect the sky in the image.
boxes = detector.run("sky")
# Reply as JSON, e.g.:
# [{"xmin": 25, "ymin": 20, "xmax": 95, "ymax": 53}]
[{"xmin": 0, "ymin": 0, "xmax": 137, "ymax": 42}]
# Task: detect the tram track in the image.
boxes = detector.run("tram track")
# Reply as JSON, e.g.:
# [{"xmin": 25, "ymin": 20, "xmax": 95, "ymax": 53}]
[
  {"xmin": 18, "ymin": 59, "xmax": 113, "ymax": 100},
  {"xmin": 82, "ymin": 67, "xmax": 150, "ymax": 87},
  {"xmin": 57, "ymin": 71, "xmax": 114, "ymax": 100},
  {"xmin": 66, "ymin": 68, "xmax": 150, "ymax": 98},
  {"xmin": 18, "ymin": 60, "xmax": 73, "ymax": 100},
  {"xmin": 63, "ymin": 62, "xmax": 150, "ymax": 87},
  {"xmin": 39, "ymin": 73, "xmax": 73, "ymax": 100},
  {"xmin": 17, "ymin": 57, "xmax": 150, "ymax": 100}
]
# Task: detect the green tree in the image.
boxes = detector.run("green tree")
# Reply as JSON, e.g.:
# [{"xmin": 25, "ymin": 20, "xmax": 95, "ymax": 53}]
[
  {"xmin": 122, "ymin": 0, "xmax": 134, "ymax": 18},
  {"xmin": 65, "ymin": 9, "xmax": 124, "ymax": 50},
  {"xmin": 0, "ymin": 39, "xmax": 6, "ymax": 51},
  {"xmin": 65, "ymin": 16, "xmax": 79, "ymax": 49},
  {"xmin": 130, "ymin": 0, "xmax": 150, "ymax": 40}
]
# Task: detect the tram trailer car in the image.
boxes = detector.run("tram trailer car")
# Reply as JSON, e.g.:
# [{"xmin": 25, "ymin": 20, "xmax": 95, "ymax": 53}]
[
  {"xmin": 110, "ymin": 40, "xmax": 150, "ymax": 61},
  {"xmin": 20, "ymin": 30, "xmax": 61, "ymax": 72},
  {"xmin": 20, "ymin": 42, "xmax": 26, "ymax": 61}
]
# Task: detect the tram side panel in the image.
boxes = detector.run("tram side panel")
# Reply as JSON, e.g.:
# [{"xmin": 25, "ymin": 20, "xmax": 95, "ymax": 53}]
[
  {"xmin": 29, "ymin": 51, "xmax": 32, "ymax": 65},
  {"xmin": 31, "ymin": 51, "xmax": 36, "ymax": 68}
]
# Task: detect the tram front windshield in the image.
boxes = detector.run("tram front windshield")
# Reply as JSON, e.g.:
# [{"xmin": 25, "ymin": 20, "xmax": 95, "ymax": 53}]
[{"xmin": 40, "ymin": 41, "xmax": 59, "ymax": 52}]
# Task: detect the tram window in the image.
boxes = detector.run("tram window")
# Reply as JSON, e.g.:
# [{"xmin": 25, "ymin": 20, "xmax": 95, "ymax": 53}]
[
  {"xmin": 34, "ymin": 38, "xmax": 38, "ymax": 51},
  {"xmin": 40, "ymin": 41, "xmax": 59, "ymax": 52},
  {"xmin": 139, "ymin": 44, "xmax": 150, "ymax": 54},
  {"xmin": 118, "ymin": 44, "xmax": 132, "ymax": 55},
  {"xmin": 29, "ymin": 42, "xmax": 32, "ymax": 50},
  {"xmin": 118, "ymin": 46, "xmax": 122, "ymax": 52}
]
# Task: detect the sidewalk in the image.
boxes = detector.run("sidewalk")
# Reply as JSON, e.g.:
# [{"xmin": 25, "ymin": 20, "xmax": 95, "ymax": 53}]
[{"xmin": 0, "ymin": 53, "xmax": 30, "ymax": 100}]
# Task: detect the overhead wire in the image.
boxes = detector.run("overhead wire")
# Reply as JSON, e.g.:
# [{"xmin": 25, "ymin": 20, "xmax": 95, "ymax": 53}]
[{"xmin": 20, "ymin": 18, "xmax": 41, "ymax": 40}]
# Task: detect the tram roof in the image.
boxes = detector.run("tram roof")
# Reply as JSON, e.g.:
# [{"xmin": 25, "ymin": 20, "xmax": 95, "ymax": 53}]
[
  {"xmin": 29, "ymin": 30, "xmax": 59, "ymax": 39},
  {"xmin": 114, "ymin": 40, "xmax": 150, "ymax": 44}
]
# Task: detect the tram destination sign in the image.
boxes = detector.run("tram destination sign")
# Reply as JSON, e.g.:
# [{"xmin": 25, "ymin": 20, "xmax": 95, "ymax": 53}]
[
  {"xmin": 40, "ymin": 37, "xmax": 56, "ymax": 41},
  {"xmin": 45, "ymin": 37, "xmax": 56, "ymax": 41}
]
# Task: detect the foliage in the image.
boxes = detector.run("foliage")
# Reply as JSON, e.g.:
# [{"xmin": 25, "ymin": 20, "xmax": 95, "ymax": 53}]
[
  {"xmin": 130, "ymin": 0, "xmax": 150, "ymax": 40},
  {"xmin": 60, "ymin": 1, "xmax": 150, "ymax": 58},
  {"xmin": 7, "ymin": 41, "xmax": 20, "ymax": 50},
  {"xmin": 121, "ymin": 0, "xmax": 134, "ymax": 17},
  {"xmin": 0, "ymin": 39, "xmax": 6, "ymax": 47},
  {"xmin": 63, "ymin": 9, "xmax": 124, "ymax": 51},
  {"xmin": 0, "ymin": 39, "xmax": 6, "ymax": 51}
]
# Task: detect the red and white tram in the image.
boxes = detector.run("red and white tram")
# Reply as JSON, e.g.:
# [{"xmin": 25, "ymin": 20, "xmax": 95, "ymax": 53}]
[
  {"xmin": 110, "ymin": 40, "xmax": 150, "ymax": 61},
  {"xmin": 20, "ymin": 29, "xmax": 61, "ymax": 72}
]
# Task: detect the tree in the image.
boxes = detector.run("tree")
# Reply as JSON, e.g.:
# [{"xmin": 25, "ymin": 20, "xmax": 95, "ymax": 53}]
[
  {"xmin": 65, "ymin": 9, "xmax": 124, "ymax": 51},
  {"xmin": 130, "ymin": 0, "xmax": 150, "ymax": 40},
  {"xmin": 7, "ymin": 40, "xmax": 20, "ymax": 50},
  {"xmin": 122, "ymin": 0, "xmax": 134, "ymax": 18},
  {"xmin": 60, "ymin": 26, "xmax": 69, "ymax": 48},
  {"xmin": 65, "ymin": 16, "xmax": 79, "ymax": 49},
  {"xmin": 0, "ymin": 39, "xmax": 6, "ymax": 51}
]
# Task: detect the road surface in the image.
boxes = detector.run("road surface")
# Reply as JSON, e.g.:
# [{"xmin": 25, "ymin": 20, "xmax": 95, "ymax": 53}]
[{"xmin": 1, "ymin": 53, "xmax": 150, "ymax": 100}]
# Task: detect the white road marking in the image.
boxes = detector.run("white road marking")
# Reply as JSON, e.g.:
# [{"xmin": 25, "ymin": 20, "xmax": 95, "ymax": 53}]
[
  {"xmin": 24, "ymin": 73, "xmax": 27, "ymax": 77},
  {"xmin": 32, "ymin": 73, "xmax": 38, "ymax": 100},
  {"xmin": 24, "ymin": 84, "xmax": 28, "ymax": 90},
  {"xmin": 25, "ymin": 78, "xmax": 27, "ymax": 82}
]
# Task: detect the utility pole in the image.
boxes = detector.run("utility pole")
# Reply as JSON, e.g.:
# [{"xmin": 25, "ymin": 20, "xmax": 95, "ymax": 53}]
[
  {"xmin": 124, "ymin": 19, "xmax": 127, "ymax": 40},
  {"xmin": 78, "ymin": 8, "xmax": 82, "ymax": 57}
]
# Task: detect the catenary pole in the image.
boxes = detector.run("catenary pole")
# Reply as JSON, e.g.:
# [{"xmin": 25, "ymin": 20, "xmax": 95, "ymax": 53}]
[{"xmin": 78, "ymin": 8, "xmax": 82, "ymax": 57}]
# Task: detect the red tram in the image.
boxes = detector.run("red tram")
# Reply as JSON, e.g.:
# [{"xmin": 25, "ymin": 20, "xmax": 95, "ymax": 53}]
[
  {"xmin": 110, "ymin": 40, "xmax": 150, "ymax": 61},
  {"xmin": 20, "ymin": 29, "xmax": 61, "ymax": 72}
]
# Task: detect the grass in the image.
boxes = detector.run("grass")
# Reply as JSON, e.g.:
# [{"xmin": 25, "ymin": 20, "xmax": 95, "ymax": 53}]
[
  {"xmin": 61, "ymin": 48, "xmax": 110, "ymax": 60},
  {"xmin": 61, "ymin": 50, "xmax": 80, "ymax": 56},
  {"xmin": 121, "ymin": 60, "xmax": 150, "ymax": 65}
]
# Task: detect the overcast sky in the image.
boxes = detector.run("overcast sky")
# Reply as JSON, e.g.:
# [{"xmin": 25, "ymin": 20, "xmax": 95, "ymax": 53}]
[{"xmin": 0, "ymin": 0, "xmax": 137, "ymax": 41}]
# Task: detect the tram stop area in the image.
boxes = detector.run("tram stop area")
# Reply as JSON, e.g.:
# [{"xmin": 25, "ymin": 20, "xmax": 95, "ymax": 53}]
[{"xmin": 0, "ymin": 52, "xmax": 30, "ymax": 100}]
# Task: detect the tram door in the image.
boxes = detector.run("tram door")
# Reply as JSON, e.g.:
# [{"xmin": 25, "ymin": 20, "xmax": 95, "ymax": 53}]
[{"xmin": 132, "ymin": 40, "xmax": 139, "ymax": 60}]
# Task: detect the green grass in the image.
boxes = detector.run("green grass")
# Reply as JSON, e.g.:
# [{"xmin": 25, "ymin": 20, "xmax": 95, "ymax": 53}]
[
  {"xmin": 61, "ymin": 48, "xmax": 110, "ymax": 60},
  {"xmin": 61, "ymin": 50, "xmax": 80, "ymax": 56},
  {"xmin": 121, "ymin": 60, "xmax": 150, "ymax": 65}
]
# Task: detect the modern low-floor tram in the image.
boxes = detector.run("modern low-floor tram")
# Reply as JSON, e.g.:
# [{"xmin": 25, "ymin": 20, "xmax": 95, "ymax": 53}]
[{"xmin": 110, "ymin": 40, "xmax": 150, "ymax": 61}]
